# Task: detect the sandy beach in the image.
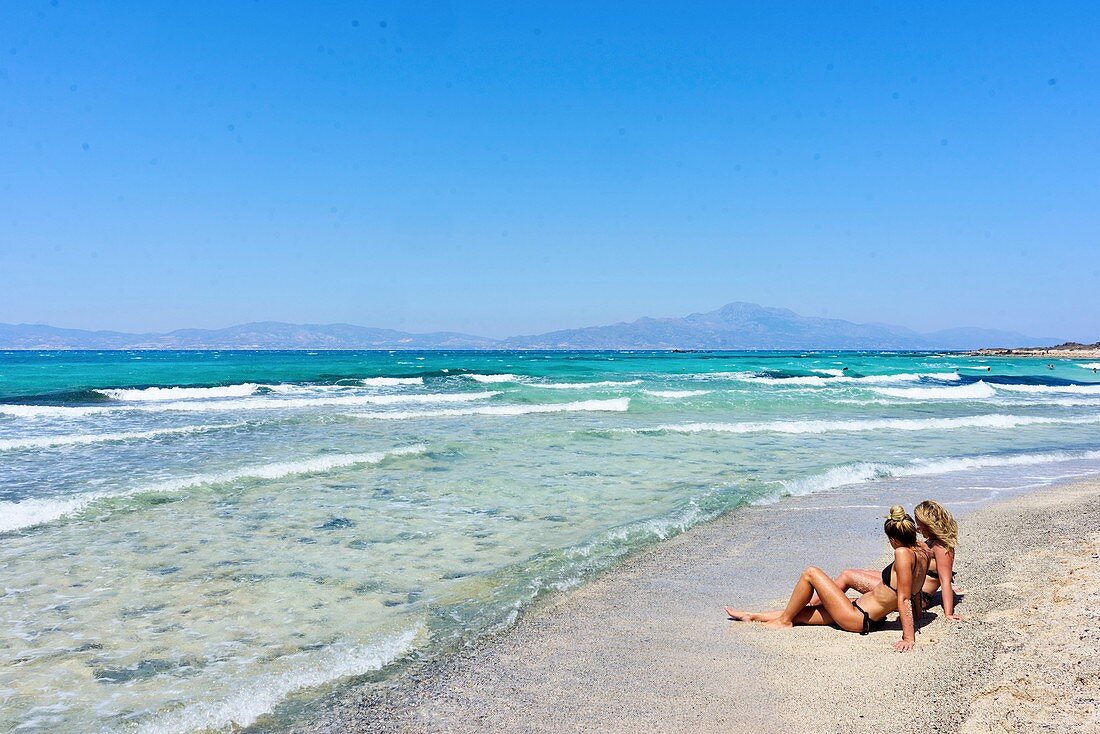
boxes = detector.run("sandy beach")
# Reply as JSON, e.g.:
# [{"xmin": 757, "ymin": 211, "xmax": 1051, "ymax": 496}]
[{"xmin": 301, "ymin": 476, "xmax": 1100, "ymax": 734}]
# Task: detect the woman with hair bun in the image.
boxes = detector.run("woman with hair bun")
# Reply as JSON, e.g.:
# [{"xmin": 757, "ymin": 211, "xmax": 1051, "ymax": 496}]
[
  {"xmin": 724, "ymin": 506, "xmax": 930, "ymax": 652},
  {"xmin": 826, "ymin": 500, "xmax": 962, "ymax": 621}
]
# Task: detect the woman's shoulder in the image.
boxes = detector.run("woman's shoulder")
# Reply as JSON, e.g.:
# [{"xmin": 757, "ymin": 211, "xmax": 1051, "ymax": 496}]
[{"xmin": 893, "ymin": 545, "xmax": 916, "ymax": 561}]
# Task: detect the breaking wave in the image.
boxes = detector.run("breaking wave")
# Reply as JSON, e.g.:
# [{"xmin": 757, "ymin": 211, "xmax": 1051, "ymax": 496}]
[
  {"xmin": 0, "ymin": 445, "xmax": 427, "ymax": 533},
  {"xmin": 346, "ymin": 397, "xmax": 631, "ymax": 420},
  {"xmin": 871, "ymin": 381, "xmax": 997, "ymax": 400},
  {"xmin": 777, "ymin": 448, "xmax": 1100, "ymax": 498},
  {"xmin": 633, "ymin": 413, "xmax": 1100, "ymax": 436},
  {"xmin": 641, "ymin": 389, "xmax": 711, "ymax": 399},
  {"xmin": 0, "ymin": 392, "xmax": 498, "ymax": 418},
  {"xmin": 96, "ymin": 384, "xmax": 261, "ymax": 401},
  {"xmin": 534, "ymin": 380, "xmax": 643, "ymax": 390},
  {"xmin": 0, "ymin": 423, "xmax": 244, "ymax": 451},
  {"xmin": 132, "ymin": 628, "xmax": 420, "ymax": 734}
]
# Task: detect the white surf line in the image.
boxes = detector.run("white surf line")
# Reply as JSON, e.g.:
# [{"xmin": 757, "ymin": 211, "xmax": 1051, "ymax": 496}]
[
  {"xmin": 641, "ymin": 389, "xmax": 711, "ymax": 398},
  {"xmin": 703, "ymin": 372, "xmax": 963, "ymax": 386},
  {"xmin": 0, "ymin": 392, "xmax": 499, "ymax": 418},
  {"xmin": 132, "ymin": 627, "xmax": 422, "ymax": 734},
  {"xmin": 870, "ymin": 381, "xmax": 996, "ymax": 400},
  {"xmin": 96, "ymin": 384, "xmax": 261, "ymax": 400},
  {"xmin": 992, "ymin": 382, "xmax": 1100, "ymax": 395},
  {"xmin": 0, "ymin": 444, "xmax": 427, "ymax": 533},
  {"xmin": 0, "ymin": 422, "xmax": 245, "ymax": 451},
  {"xmin": 533, "ymin": 380, "xmax": 643, "ymax": 390},
  {"xmin": 629, "ymin": 413, "xmax": 1100, "ymax": 436},
  {"xmin": 358, "ymin": 377, "xmax": 425, "ymax": 386},
  {"xmin": 774, "ymin": 448, "xmax": 1100, "ymax": 500},
  {"xmin": 462, "ymin": 373, "xmax": 523, "ymax": 383},
  {"xmin": 343, "ymin": 397, "xmax": 631, "ymax": 420}
]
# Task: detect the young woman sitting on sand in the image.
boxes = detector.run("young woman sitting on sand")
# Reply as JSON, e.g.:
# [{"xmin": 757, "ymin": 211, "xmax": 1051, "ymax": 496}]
[
  {"xmin": 824, "ymin": 500, "xmax": 962, "ymax": 621},
  {"xmin": 724, "ymin": 506, "xmax": 929, "ymax": 652}
]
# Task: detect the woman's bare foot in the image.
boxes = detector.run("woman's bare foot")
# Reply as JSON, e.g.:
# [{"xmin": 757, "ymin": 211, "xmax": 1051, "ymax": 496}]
[{"xmin": 725, "ymin": 606, "xmax": 754, "ymax": 621}]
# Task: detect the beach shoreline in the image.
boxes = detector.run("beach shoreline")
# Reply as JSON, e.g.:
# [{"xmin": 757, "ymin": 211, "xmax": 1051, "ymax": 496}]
[
  {"xmin": 965, "ymin": 345, "xmax": 1100, "ymax": 359},
  {"xmin": 297, "ymin": 475, "xmax": 1100, "ymax": 734}
]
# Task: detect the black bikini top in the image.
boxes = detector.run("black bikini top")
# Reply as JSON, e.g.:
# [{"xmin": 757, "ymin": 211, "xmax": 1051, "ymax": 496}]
[{"xmin": 881, "ymin": 561, "xmax": 896, "ymax": 591}]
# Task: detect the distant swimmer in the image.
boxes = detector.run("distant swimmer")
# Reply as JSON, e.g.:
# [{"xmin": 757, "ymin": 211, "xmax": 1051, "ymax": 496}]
[
  {"xmin": 987, "ymin": 367, "xmax": 991, "ymax": 372},
  {"xmin": 1048, "ymin": 364, "xmax": 1055, "ymax": 369},
  {"xmin": 842, "ymin": 367, "xmax": 849, "ymax": 372}
]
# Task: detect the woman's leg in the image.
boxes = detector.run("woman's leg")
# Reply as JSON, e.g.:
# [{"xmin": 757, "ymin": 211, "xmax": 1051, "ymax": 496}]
[
  {"xmin": 809, "ymin": 568, "xmax": 879, "ymax": 604},
  {"xmin": 761, "ymin": 566, "xmax": 866, "ymax": 632}
]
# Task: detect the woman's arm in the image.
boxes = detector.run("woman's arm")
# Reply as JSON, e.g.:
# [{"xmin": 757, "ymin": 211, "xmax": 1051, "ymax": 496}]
[
  {"xmin": 893, "ymin": 547, "xmax": 916, "ymax": 652},
  {"xmin": 936, "ymin": 546, "xmax": 962, "ymax": 620}
]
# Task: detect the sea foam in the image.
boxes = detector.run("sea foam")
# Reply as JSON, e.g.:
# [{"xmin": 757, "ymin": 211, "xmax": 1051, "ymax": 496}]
[
  {"xmin": 132, "ymin": 628, "xmax": 420, "ymax": 734},
  {"xmin": 347, "ymin": 397, "xmax": 630, "ymax": 420},
  {"xmin": 0, "ymin": 423, "xmax": 243, "ymax": 451},
  {"xmin": 778, "ymin": 448, "xmax": 1100, "ymax": 498},
  {"xmin": 463, "ymin": 374, "xmax": 522, "ymax": 383},
  {"xmin": 641, "ymin": 389, "xmax": 711, "ymax": 399},
  {"xmin": 96, "ymin": 384, "xmax": 260, "ymax": 401},
  {"xmin": 637, "ymin": 413, "xmax": 1100, "ymax": 436},
  {"xmin": 992, "ymin": 382, "xmax": 1100, "ymax": 395},
  {"xmin": 871, "ymin": 381, "xmax": 996, "ymax": 400},
  {"xmin": 0, "ymin": 392, "xmax": 498, "ymax": 418},
  {"xmin": 534, "ymin": 380, "xmax": 643, "ymax": 390},
  {"xmin": 0, "ymin": 445, "xmax": 427, "ymax": 533},
  {"xmin": 359, "ymin": 377, "xmax": 424, "ymax": 386}
]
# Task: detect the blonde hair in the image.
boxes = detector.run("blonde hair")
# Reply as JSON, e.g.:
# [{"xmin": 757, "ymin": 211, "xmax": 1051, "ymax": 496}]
[
  {"xmin": 915, "ymin": 500, "xmax": 958, "ymax": 549},
  {"xmin": 884, "ymin": 505, "xmax": 917, "ymax": 546}
]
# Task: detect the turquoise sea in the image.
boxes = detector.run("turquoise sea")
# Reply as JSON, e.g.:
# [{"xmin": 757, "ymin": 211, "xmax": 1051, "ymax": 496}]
[{"xmin": 3, "ymin": 350, "xmax": 1100, "ymax": 732}]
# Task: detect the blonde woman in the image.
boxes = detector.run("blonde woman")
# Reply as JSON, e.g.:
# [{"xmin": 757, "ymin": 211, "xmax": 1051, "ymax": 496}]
[
  {"xmin": 914, "ymin": 500, "xmax": 961, "ymax": 620},
  {"xmin": 725, "ymin": 507, "xmax": 929, "ymax": 652},
  {"xmin": 825, "ymin": 500, "xmax": 962, "ymax": 621}
]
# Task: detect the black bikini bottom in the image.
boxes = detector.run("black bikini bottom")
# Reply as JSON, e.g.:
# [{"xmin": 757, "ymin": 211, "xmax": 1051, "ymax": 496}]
[{"xmin": 853, "ymin": 599, "xmax": 886, "ymax": 635}]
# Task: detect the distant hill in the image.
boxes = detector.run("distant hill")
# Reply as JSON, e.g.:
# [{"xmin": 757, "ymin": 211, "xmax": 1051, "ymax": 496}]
[
  {"xmin": 0, "ymin": 303, "xmax": 1055, "ymax": 350},
  {"xmin": 500, "ymin": 303, "xmax": 1052, "ymax": 351}
]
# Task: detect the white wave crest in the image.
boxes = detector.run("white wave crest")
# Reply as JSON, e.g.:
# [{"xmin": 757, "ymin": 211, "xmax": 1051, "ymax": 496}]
[
  {"xmin": 638, "ymin": 414, "xmax": 1100, "ymax": 436},
  {"xmin": 0, "ymin": 445, "xmax": 427, "ymax": 533},
  {"xmin": 871, "ymin": 381, "xmax": 996, "ymax": 400},
  {"xmin": 534, "ymin": 380, "xmax": 643, "ymax": 390},
  {"xmin": 641, "ymin": 389, "xmax": 711, "ymax": 399},
  {"xmin": 0, "ymin": 404, "xmax": 107, "ymax": 418},
  {"xmin": 0, "ymin": 423, "xmax": 243, "ymax": 451},
  {"xmin": 694, "ymin": 370, "xmax": 964, "ymax": 386},
  {"xmin": 779, "ymin": 448, "xmax": 1100, "ymax": 498},
  {"xmin": 133, "ymin": 628, "xmax": 420, "ymax": 734},
  {"xmin": 0, "ymin": 392, "xmax": 498, "ymax": 418},
  {"xmin": 359, "ymin": 377, "xmax": 424, "ymax": 386},
  {"xmin": 1077, "ymin": 363, "xmax": 1100, "ymax": 370},
  {"xmin": 96, "ymin": 384, "xmax": 260, "ymax": 401},
  {"xmin": 993, "ymin": 383, "xmax": 1100, "ymax": 395},
  {"xmin": 463, "ymin": 374, "xmax": 521, "ymax": 383},
  {"xmin": 347, "ymin": 397, "xmax": 630, "ymax": 420}
]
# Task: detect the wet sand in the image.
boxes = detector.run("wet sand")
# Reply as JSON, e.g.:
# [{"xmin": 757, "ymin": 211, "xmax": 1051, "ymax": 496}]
[{"xmin": 299, "ymin": 476, "xmax": 1100, "ymax": 734}]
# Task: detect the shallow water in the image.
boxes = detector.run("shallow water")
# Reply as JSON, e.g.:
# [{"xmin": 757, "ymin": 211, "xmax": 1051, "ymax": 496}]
[{"xmin": 2, "ymin": 350, "xmax": 1099, "ymax": 732}]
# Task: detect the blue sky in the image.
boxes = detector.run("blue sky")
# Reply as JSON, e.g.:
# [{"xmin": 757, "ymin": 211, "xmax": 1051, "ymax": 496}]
[{"xmin": 2, "ymin": 2, "xmax": 1097, "ymax": 339}]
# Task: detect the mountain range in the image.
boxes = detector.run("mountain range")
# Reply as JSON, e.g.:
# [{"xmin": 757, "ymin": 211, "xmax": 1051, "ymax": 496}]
[{"xmin": 0, "ymin": 303, "xmax": 1054, "ymax": 351}]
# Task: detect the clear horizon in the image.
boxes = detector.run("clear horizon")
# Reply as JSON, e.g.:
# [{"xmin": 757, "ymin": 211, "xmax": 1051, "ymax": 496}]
[{"xmin": 3, "ymin": 2, "xmax": 1099, "ymax": 340}]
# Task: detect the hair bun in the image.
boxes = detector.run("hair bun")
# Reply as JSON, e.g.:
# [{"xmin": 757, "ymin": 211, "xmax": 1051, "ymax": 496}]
[{"xmin": 886, "ymin": 505, "xmax": 907, "ymax": 522}]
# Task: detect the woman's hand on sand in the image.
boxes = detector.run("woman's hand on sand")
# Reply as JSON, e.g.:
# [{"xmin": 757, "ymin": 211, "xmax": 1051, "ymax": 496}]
[
  {"xmin": 893, "ymin": 639, "xmax": 915, "ymax": 653},
  {"xmin": 944, "ymin": 613, "xmax": 965, "ymax": 622}
]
